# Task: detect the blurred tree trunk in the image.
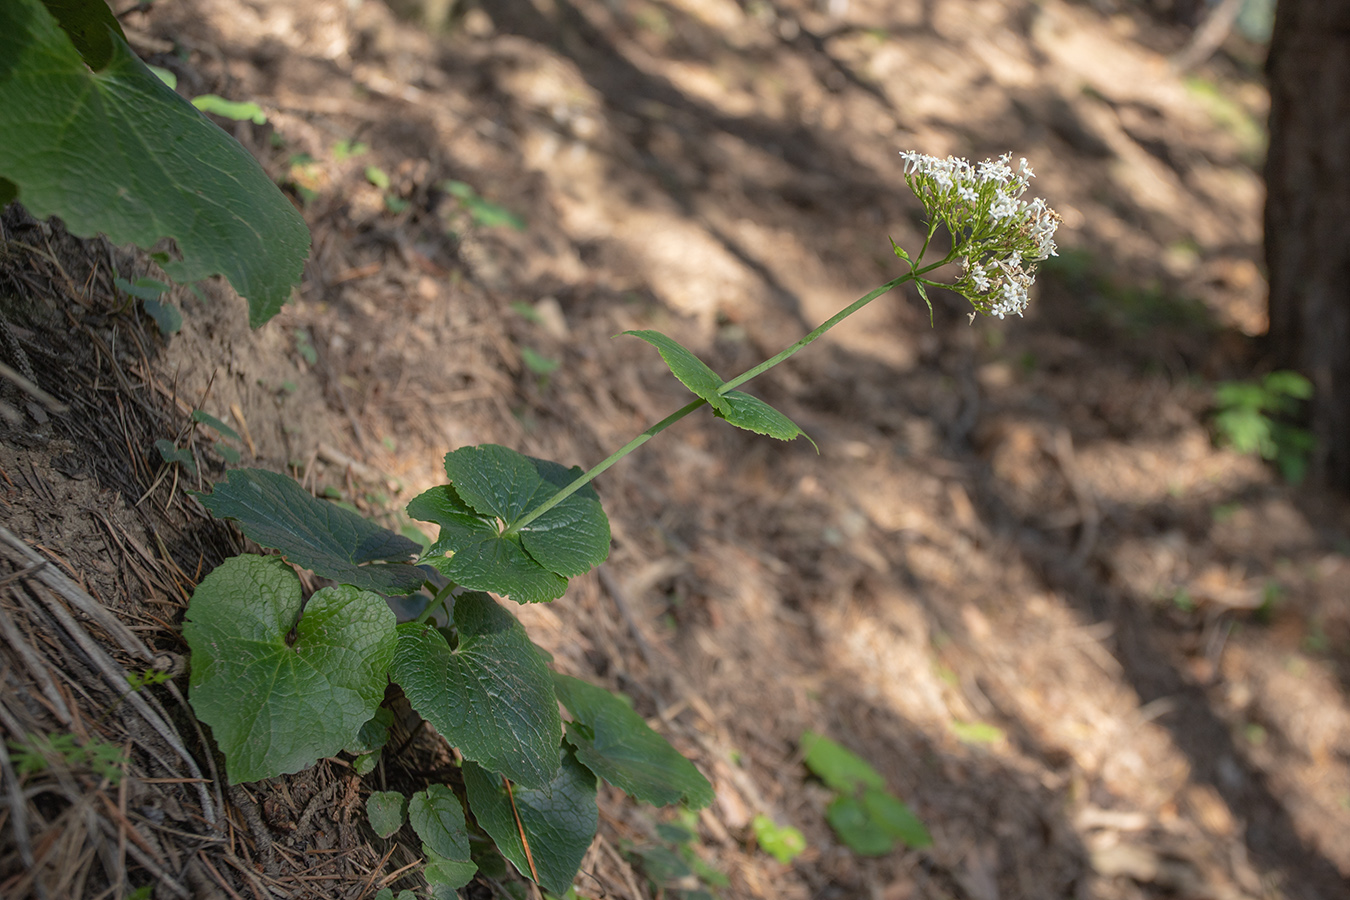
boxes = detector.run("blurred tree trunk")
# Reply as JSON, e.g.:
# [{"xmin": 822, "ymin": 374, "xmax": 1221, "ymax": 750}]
[{"xmin": 1264, "ymin": 0, "xmax": 1350, "ymax": 490}]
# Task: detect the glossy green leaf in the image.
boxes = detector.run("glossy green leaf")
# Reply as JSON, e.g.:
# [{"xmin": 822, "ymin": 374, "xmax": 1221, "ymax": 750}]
[
  {"xmin": 624, "ymin": 331, "xmax": 728, "ymax": 413},
  {"xmin": 408, "ymin": 483, "xmax": 567, "ymax": 603},
  {"xmin": 462, "ymin": 749, "xmax": 598, "ymax": 896},
  {"xmin": 39, "ymin": 0, "xmax": 126, "ymax": 70},
  {"xmin": 425, "ymin": 537, "xmax": 569, "ymax": 605},
  {"xmin": 407, "ymin": 483, "xmax": 499, "ymax": 554},
  {"xmin": 183, "ymin": 555, "xmax": 397, "ymax": 784},
  {"xmin": 862, "ymin": 787, "xmax": 931, "ymax": 849},
  {"xmin": 443, "ymin": 444, "xmax": 543, "ymax": 524},
  {"xmin": 366, "ymin": 791, "xmax": 406, "ymax": 838},
  {"xmin": 408, "ymin": 784, "xmax": 472, "ymax": 863},
  {"xmin": 374, "ymin": 889, "xmax": 416, "ymax": 900},
  {"xmin": 200, "ymin": 469, "xmax": 425, "ymax": 595},
  {"xmin": 390, "ymin": 593, "xmax": 562, "ymax": 787},
  {"xmin": 800, "ymin": 732, "xmax": 886, "ymax": 794},
  {"xmin": 553, "ymin": 673, "xmax": 712, "ymax": 808},
  {"xmin": 825, "ymin": 794, "xmax": 893, "ymax": 856},
  {"xmin": 0, "ymin": 0, "xmax": 310, "ymax": 326},
  {"xmin": 714, "ymin": 391, "xmax": 816, "ymax": 450}
]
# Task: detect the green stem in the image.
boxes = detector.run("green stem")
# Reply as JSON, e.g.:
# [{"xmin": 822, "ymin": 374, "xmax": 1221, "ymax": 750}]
[
  {"xmin": 508, "ymin": 256, "xmax": 955, "ymax": 533},
  {"xmin": 414, "ymin": 581, "xmax": 456, "ymax": 625},
  {"xmin": 509, "ymin": 398, "xmax": 707, "ymax": 532}
]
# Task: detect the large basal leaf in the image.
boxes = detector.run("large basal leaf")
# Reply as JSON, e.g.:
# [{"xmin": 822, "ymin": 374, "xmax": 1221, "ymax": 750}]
[
  {"xmin": 715, "ymin": 391, "xmax": 817, "ymax": 450},
  {"xmin": 390, "ymin": 593, "xmax": 561, "ymax": 787},
  {"xmin": 409, "ymin": 784, "xmax": 477, "ymax": 889},
  {"xmin": 0, "ymin": 0, "xmax": 310, "ymax": 327},
  {"xmin": 624, "ymin": 331, "xmax": 729, "ymax": 413},
  {"xmin": 553, "ymin": 673, "xmax": 713, "ymax": 809},
  {"xmin": 183, "ymin": 555, "xmax": 397, "ymax": 784},
  {"xmin": 201, "ymin": 469, "xmax": 425, "ymax": 596},
  {"xmin": 462, "ymin": 749, "xmax": 598, "ymax": 896}
]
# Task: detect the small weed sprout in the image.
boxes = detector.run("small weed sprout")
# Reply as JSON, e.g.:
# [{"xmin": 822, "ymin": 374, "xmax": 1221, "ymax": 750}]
[{"xmin": 1212, "ymin": 370, "xmax": 1314, "ymax": 483}]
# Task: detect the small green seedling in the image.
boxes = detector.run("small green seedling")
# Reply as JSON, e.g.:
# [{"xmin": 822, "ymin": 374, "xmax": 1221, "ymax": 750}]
[
  {"xmin": 333, "ymin": 139, "xmax": 369, "ymax": 161},
  {"xmin": 629, "ymin": 808, "xmax": 728, "ymax": 899},
  {"xmin": 116, "ymin": 275, "xmax": 180, "ymax": 335},
  {"xmin": 192, "ymin": 410, "xmax": 243, "ymax": 463},
  {"xmin": 801, "ymin": 731, "xmax": 932, "ymax": 856},
  {"xmin": 8, "ymin": 732, "xmax": 127, "ymax": 785},
  {"xmin": 440, "ymin": 179, "xmax": 527, "ymax": 231},
  {"xmin": 294, "ymin": 328, "xmax": 318, "ymax": 365},
  {"xmin": 154, "ymin": 439, "xmax": 197, "ymax": 476},
  {"xmin": 126, "ymin": 667, "xmax": 173, "ymax": 691},
  {"xmin": 948, "ymin": 720, "xmax": 1005, "ymax": 745},
  {"xmin": 752, "ymin": 814, "xmax": 806, "ymax": 863},
  {"xmin": 1213, "ymin": 370, "xmax": 1315, "ymax": 483},
  {"xmin": 191, "ymin": 94, "xmax": 267, "ymax": 125},
  {"xmin": 521, "ymin": 346, "xmax": 560, "ymax": 377}
]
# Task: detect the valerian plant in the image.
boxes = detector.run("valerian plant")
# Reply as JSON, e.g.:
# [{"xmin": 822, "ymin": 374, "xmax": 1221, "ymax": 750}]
[{"xmin": 184, "ymin": 153, "xmax": 1058, "ymax": 894}]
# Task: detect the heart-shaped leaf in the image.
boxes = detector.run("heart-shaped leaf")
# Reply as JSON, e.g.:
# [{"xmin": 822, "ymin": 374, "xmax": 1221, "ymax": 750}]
[
  {"xmin": 462, "ymin": 749, "xmax": 598, "ymax": 896},
  {"xmin": 390, "ymin": 593, "xmax": 561, "ymax": 787},
  {"xmin": 715, "ymin": 391, "xmax": 816, "ymax": 450},
  {"xmin": 0, "ymin": 0, "xmax": 310, "ymax": 326},
  {"xmin": 408, "ymin": 784, "xmax": 472, "ymax": 863},
  {"xmin": 201, "ymin": 469, "xmax": 426, "ymax": 595},
  {"xmin": 366, "ymin": 791, "xmax": 406, "ymax": 839},
  {"xmin": 624, "ymin": 330, "xmax": 728, "ymax": 413},
  {"xmin": 183, "ymin": 555, "xmax": 397, "ymax": 783},
  {"xmin": 553, "ymin": 674, "xmax": 712, "ymax": 808}
]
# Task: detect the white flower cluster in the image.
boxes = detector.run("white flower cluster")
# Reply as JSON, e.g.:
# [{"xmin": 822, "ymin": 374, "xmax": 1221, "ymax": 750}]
[{"xmin": 898, "ymin": 151, "xmax": 1060, "ymax": 319}]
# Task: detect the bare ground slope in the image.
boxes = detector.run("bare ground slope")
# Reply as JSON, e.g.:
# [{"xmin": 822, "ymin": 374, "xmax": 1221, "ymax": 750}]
[{"xmin": 4, "ymin": 1, "xmax": 1350, "ymax": 899}]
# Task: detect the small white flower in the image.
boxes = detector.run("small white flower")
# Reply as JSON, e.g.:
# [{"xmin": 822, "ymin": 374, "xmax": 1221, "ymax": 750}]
[{"xmin": 897, "ymin": 148, "xmax": 1059, "ymax": 320}]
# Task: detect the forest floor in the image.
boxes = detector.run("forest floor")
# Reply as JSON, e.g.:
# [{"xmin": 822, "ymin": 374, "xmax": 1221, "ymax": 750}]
[{"xmin": 4, "ymin": 0, "xmax": 1350, "ymax": 899}]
